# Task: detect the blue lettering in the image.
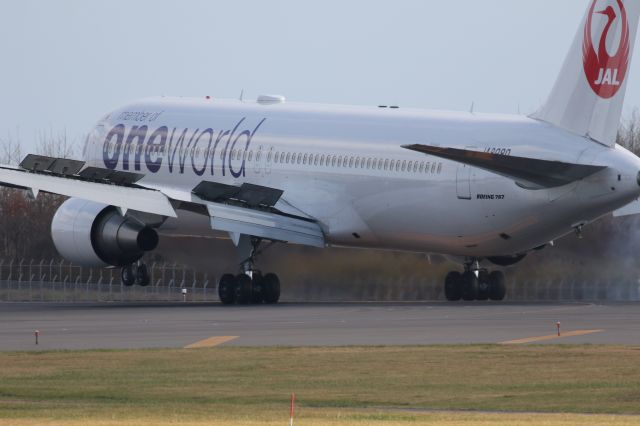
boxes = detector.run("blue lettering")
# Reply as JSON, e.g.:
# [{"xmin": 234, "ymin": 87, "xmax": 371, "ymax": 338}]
[
  {"xmin": 230, "ymin": 118, "xmax": 266, "ymax": 178},
  {"xmin": 123, "ymin": 126, "xmax": 148, "ymax": 171},
  {"xmin": 145, "ymin": 126, "xmax": 167, "ymax": 173},
  {"xmin": 191, "ymin": 128, "xmax": 213, "ymax": 176},
  {"xmin": 103, "ymin": 124, "xmax": 125, "ymax": 170}
]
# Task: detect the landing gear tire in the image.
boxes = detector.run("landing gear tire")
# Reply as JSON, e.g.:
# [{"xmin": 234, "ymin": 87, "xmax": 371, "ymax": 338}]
[
  {"xmin": 461, "ymin": 271, "xmax": 479, "ymax": 301},
  {"xmin": 218, "ymin": 274, "xmax": 237, "ymax": 305},
  {"xmin": 121, "ymin": 264, "xmax": 135, "ymax": 287},
  {"xmin": 136, "ymin": 263, "xmax": 150, "ymax": 287},
  {"xmin": 476, "ymin": 270, "xmax": 490, "ymax": 301},
  {"xmin": 444, "ymin": 271, "xmax": 463, "ymax": 301},
  {"xmin": 488, "ymin": 271, "xmax": 506, "ymax": 301},
  {"xmin": 250, "ymin": 273, "xmax": 265, "ymax": 304},
  {"xmin": 263, "ymin": 273, "xmax": 281, "ymax": 304},
  {"xmin": 235, "ymin": 274, "xmax": 253, "ymax": 304}
]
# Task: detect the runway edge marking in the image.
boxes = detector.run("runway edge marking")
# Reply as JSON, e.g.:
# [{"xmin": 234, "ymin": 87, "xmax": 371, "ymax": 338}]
[
  {"xmin": 500, "ymin": 330, "xmax": 604, "ymax": 345},
  {"xmin": 184, "ymin": 336, "xmax": 239, "ymax": 349}
]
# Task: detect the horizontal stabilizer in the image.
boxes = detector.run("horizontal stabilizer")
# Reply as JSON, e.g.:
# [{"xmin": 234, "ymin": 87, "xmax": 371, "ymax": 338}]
[{"xmin": 403, "ymin": 144, "xmax": 606, "ymax": 189}]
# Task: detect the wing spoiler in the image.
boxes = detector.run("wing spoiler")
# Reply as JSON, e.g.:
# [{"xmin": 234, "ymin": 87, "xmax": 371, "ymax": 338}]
[{"xmin": 402, "ymin": 144, "xmax": 607, "ymax": 189}]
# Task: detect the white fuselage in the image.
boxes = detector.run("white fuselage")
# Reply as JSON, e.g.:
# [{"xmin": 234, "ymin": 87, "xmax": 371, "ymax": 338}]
[{"xmin": 83, "ymin": 97, "xmax": 640, "ymax": 257}]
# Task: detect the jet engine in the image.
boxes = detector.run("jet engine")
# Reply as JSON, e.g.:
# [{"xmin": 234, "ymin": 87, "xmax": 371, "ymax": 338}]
[{"xmin": 51, "ymin": 198, "xmax": 159, "ymax": 267}]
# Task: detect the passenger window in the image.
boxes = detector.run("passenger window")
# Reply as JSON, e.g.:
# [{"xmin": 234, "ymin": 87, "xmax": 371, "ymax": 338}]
[
  {"xmin": 407, "ymin": 161, "xmax": 413, "ymax": 172},
  {"xmin": 366, "ymin": 158, "xmax": 371, "ymax": 169},
  {"xmin": 303, "ymin": 153, "xmax": 308, "ymax": 165},
  {"xmin": 437, "ymin": 162, "xmax": 443, "ymax": 174},
  {"xmin": 320, "ymin": 154, "xmax": 325, "ymax": 166},
  {"xmin": 337, "ymin": 156, "xmax": 343, "ymax": 167},
  {"xmin": 419, "ymin": 162, "xmax": 425, "ymax": 173},
  {"xmin": 256, "ymin": 151, "xmax": 262, "ymax": 162},
  {"xmin": 390, "ymin": 160, "xmax": 395, "ymax": 171},
  {"xmin": 274, "ymin": 152, "xmax": 279, "ymax": 164},
  {"xmin": 396, "ymin": 161, "xmax": 400, "ymax": 172},
  {"xmin": 349, "ymin": 157, "xmax": 354, "ymax": 168},
  {"xmin": 384, "ymin": 159, "xmax": 389, "ymax": 170},
  {"xmin": 267, "ymin": 151, "xmax": 273, "ymax": 162},
  {"xmin": 413, "ymin": 162, "xmax": 418, "ymax": 173},
  {"xmin": 355, "ymin": 157, "xmax": 360, "ymax": 168},
  {"xmin": 402, "ymin": 160, "xmax": 407, "ymax": 172},
  {"xmin": 431, "ymin": 163, "xmax": 437, "ymax": 173},
  {"xmin": 248, "ymin": 151, "xmax": 254, "ymax": 162},
  {"xmin": 331, "ymin": 156, "xmax": 336, "ymax": 167}
]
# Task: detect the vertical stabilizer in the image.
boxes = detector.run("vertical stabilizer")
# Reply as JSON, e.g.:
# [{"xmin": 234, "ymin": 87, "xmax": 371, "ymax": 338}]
[{"xmin": 532, "ymin": 0, "xmax": 640, "ymax": 147}]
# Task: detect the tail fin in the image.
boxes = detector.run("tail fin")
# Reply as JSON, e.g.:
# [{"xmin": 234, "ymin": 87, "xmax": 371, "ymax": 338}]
[{"xmin": 532, "ymin": 0, "xmax": 640, "ymax": 147}]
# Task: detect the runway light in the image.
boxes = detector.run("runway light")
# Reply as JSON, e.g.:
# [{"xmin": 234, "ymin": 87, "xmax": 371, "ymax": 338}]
[
  {"xmin": 557, "ymin": 322, "xmax": 561, "ymax": 337},
  {"xmin": 34, "ymin": 330, "xmax": 39, "ymax": 345},
  {"xmin": 290, "ymin": 393, "xmax": 296, "ymax": 426}
]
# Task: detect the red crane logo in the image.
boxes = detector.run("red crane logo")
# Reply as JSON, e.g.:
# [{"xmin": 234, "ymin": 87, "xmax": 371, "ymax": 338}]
[{"xmin": 583, "ymin": 0, "xmax": 630, "ymax": 99}]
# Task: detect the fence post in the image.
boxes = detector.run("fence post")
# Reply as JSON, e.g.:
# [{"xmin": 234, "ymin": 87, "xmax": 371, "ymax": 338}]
[
  {"xmin": 203, "ymin": 274, "xmax": 209, "ymax": 301},
  {"xmin": 86, "ymin": 270, "xmax": 93, "ymax": 302},
  {"xmin": 63, "ymin": 276, "xmax": 68, "ymax": 302}
]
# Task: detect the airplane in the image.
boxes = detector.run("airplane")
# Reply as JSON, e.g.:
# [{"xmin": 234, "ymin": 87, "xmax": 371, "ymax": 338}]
[{"xmin": 1, "ymin": 0, "xmax": 640, "ymax": 304}]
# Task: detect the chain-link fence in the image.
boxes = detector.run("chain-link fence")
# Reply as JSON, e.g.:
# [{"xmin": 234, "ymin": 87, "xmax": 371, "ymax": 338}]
[
  {"xmin": 0, "ymin": 258, "xmax": 638, "ymax": 303},
  {"xmin": 0, "ymin": 259, "xmax": 215, "ymax": 302}
]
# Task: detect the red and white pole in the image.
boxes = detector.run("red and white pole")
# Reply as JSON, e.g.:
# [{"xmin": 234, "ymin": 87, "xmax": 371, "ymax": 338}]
[
  {"xmin": 34, "ymin": 330, "xmax": 39, "ymax": 345},
  {"xmin": 289, "ymin": 393, "xmax": 296, "ymax": 426},
  {"xmin": 556, "ymin": 322, "xmax": 561, "ymax": 337}
]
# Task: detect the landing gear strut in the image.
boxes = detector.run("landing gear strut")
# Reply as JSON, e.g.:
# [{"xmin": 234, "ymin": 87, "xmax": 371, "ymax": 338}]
[
  {"xmin": 121, "ymin": 261, "xmax": 151, "ymax": 287},
  {"xmin": 444, "ymin": 259, "xmax": 506, "ymax": 302},
  {"xmin": 218, "ymin": 236, "xmax": 281, "ymax": 305}
]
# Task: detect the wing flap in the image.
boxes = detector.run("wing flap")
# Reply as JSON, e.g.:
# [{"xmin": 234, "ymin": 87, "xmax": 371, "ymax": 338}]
[
  {"xmin": 403, "ymin": 144, "xmax": 607, "ymax": 189},
  {"xmin": 206, "ymin": 202, "xmax": 325, "ymax": 248},
  {"xmin": 0, "ymin": 166, "xmax": 176, "ymax": 217},
  {"xmin": 614, "ymin": 198, "xmax": 640, "ymax": 217}
]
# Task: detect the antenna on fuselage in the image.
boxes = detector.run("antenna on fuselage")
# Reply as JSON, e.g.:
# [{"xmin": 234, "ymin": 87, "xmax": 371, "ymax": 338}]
[
  {"xmin": 469, "ymin": 101, "xmax": 475, "ymax": 114},
  {"xmin": 239, "ymin": 89, "xmax": 244, "ymax": 102}
]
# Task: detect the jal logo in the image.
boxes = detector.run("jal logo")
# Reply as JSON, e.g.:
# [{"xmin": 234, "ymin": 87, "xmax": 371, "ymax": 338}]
[{"xmin": 583, "ymin": 0, "xmax": 630, "ymax": 99}]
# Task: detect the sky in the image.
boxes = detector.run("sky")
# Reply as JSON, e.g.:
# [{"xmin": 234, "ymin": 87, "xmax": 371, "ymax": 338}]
[{"xmin": 1, "ymin": 0, "xmax": 640, "ymax": 154}]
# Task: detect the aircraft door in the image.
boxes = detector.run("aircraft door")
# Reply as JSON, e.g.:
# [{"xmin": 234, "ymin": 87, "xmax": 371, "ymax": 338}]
[{"xmin": 456, "ymin": 164, "xmax": 472, "ymax": 200}]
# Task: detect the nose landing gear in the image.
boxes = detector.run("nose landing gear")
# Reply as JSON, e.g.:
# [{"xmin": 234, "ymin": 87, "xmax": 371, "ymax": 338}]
[{"xmin": 444, "ymin": 259, "xmax": 506, "ymax": 302}]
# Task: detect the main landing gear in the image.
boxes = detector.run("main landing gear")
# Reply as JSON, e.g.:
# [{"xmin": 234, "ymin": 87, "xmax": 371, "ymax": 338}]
[
  {"xmin": 444, "ymin": 260, "xmax": 506, "ymax": 302},
  {"xmin": 121, "ymin": 261, "xmax": 151, "ymax": 287},
  {"xmin": 218, "ymin": 236, "xmax": 281, "ymax": 305}
]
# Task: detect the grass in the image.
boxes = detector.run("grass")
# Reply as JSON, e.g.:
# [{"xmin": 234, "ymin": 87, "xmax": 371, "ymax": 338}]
[{"xmin": 0, "ymin": 345, "xmax": 640, "ymax": 424}]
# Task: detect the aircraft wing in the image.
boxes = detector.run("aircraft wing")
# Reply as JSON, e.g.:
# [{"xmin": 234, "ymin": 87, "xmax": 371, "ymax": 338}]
[
  {"xmin": 0, "ymin": 163, "xmax": 177, "ymax": 217},
  {"xmin": 0, "ymin": 154, "xmax": 325, "ymax": 247},
  {"xmin": 614, "ymin": 198, "xmax": 640, "ymax": 217},
  {"xmin": 206, "ymin": 203, "xmax": 325, "ymax": 248},
  {"xmin": 403, "ymin": 144, "xmax": 607, "ymax": 189}
]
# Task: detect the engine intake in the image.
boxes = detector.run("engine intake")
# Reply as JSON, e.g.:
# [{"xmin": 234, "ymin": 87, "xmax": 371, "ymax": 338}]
[{"xmin": 52, "ymin": 198, "xmax": 158, "ymax": 267}]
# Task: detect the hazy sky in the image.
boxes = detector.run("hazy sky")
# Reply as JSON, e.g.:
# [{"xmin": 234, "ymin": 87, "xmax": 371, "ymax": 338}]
[{"xmin": 2, "ymin": 0, "xmax": 640, "ymax": 154}]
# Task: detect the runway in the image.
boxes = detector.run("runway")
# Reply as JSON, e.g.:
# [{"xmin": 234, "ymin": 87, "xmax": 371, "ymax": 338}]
[{"xmin": 0, "ymin": 302, "xmax": 639, "ymax": 351}]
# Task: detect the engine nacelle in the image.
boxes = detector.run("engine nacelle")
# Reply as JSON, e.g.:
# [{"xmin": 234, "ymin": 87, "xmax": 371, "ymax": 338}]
[{"xmin": 52, "ymin": 198, "xmax": 159, "ymax": 267}]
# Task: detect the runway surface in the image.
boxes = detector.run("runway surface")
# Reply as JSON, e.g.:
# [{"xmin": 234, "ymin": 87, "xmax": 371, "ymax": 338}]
[{"xmin": 0, "ymin": 302, "xmax": 638, "ymax": 351}]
